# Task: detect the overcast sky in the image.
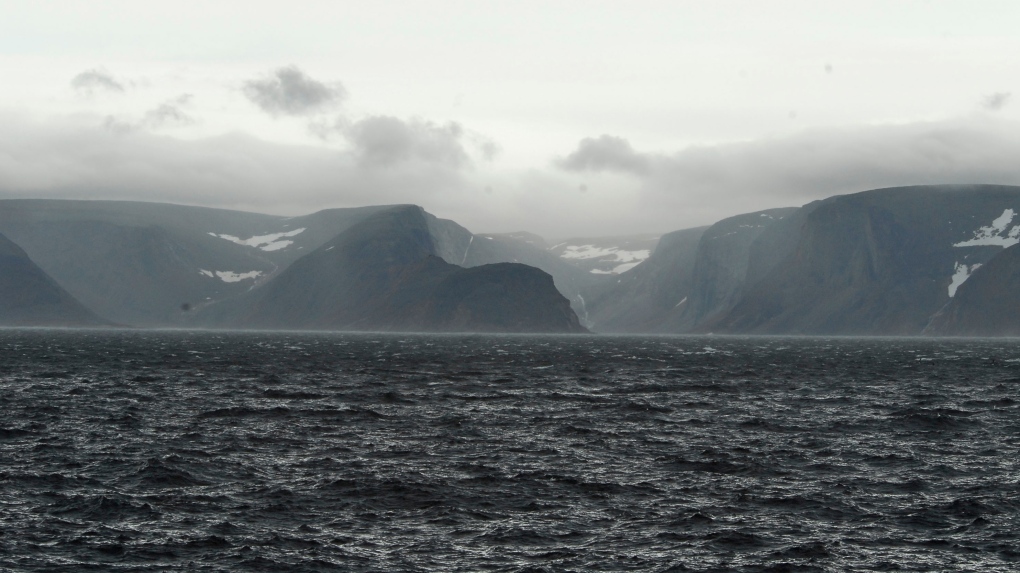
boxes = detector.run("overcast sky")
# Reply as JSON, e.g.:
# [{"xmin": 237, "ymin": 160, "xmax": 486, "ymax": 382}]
[{"xmin": 3, "ymin": 1, "xmax": 1020, "ymax": 238}]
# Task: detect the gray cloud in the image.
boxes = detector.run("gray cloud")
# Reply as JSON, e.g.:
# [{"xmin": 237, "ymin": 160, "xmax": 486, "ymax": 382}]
[
  {"xmin": 346, "ymin": 116, "xmax": 470, "ymax": 169},
  {"xmin": 555, "ymin": 135, "xmax": 651, "ymax": 176},
  {"xmin": 606, "ymin": 119, "xmax": 1020, "ymax": 226},
  {"xmin": 981, "ymin": 92, "xmax": 1011, "ymax": 111},
  {"xmin": 6, "ymin": 112, "xmax": 1020, "ymax": 240},
  {"xmin": 71, "ymin": 69, "xmax": 125, "ymax": 95},
  {"xmin": 471, "ymin": 135, "xmax": 501, "ymax": 161},
  {"xmin": 243, "ymin": 66, "xmax": 346, "ymax": 116},
  {"xmin": 142, "ymin": 94, "xmax": 196, "ymax": 129},
  {"xmin": 0, "ymin": 113, "xmax": 468, "ymax": 220}
]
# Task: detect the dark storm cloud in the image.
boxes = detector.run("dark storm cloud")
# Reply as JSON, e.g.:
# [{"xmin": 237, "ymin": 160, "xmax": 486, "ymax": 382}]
[
  {"xmin": 70, "ymin": 69, "xmax": 125, "ymax": 95},
  {"xmin": 555, "ymin": 135, "xmax": 651, "ymax": 176},
  {"xmin": 346, "ymin": 116, "xmax": 470, "ymax": 169},
  {"xmin": 242, "ymin": 66, "xmax": 346, "ymax": 116},
  {"xmin": 981, "ymin": 92, "xmax": 1011, "ymax": 111}
]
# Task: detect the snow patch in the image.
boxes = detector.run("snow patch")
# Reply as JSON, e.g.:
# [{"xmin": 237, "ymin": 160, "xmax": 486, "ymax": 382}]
[
  {"xmin": 216, "ymin": 271, "xmax": 262, "ymax": 283},
  {"xmin": 198, "ymin": 269, "xmax": 262, "ymax": 282},
  {"xmin": 561, "ymin": 244, "xmax": 650, "ymax": 263},
  {"xmin": 611, "ymin": 261, "xmax": 641, "ymax": 274},
  {"xmin": 948, "ymin": 262, "xmax": 981, "ymax": 297},
  {"xmin": 954, "ymin": 209, "xmax": 1020, "ymax": 247},
  {"xmin": 212, "ymin": 228, "xmax": 306, "ymax": 251}
]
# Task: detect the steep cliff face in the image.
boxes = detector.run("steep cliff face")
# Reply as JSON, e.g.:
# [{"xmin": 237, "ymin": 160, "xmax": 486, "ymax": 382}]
[
  {"xmin": 581, "ymin": 207, "xmax": 796, "ymax": 333},
  {"xmin": 0, "ymin": 232, "xmax": 109, "ymax": 327},
  {"xmin": 712, "ymin": 185, "xmax": 1020, "ymax": 334},
  {"xmin": 582, "ymin": 226, "xmax": 706, "ymax": 332},
  {"xmin": 677, "ymin": 208, "xmax": 799, "ymax": 330},
  {"xmin": 925, "ymin": 243, "xmax": 1020, "ymax": 336},
  {"xmin": 0, "ymin": 200, "xmax": 389, "ymax": 326},
  {"xmin": 224, "ymin": 206, "xmax": 587, "ymax": 333}
]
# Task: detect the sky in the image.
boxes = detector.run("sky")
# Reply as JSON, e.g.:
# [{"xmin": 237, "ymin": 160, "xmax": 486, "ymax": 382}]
[{"xmin": 3, "ymin": 1, "xmax": 1020, "ymax": 238}]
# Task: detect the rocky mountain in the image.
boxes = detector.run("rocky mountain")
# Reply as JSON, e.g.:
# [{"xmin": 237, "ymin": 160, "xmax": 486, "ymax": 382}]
[
  {"xmin": 581, "ymin": 208, "xmax": 796, "ymax": 333},
  {"xmin": 580, "ymin": 227, "xmax": 706, "ymax": 332},
  {"xmin": 0, "ymin": 200, "xmax": 589, "ymax": 332},
  {"xmin": 0, "ymin": 232, "xmax": 109, "ymax": 327},
  {"xmin": 710, "ymin": 185, "xmax": 1020, "ymax": 334},
  {"xmin": 582, "ymin": 184, "xmax": 1020, "ymax": 336},
  {"xmin": 9, "ymin": 185, "xmax": 1020, "ymax": 336},
  {"xmin": 0, "ymin": 200, "xmax": 391, "ymax": 326},
  {"xmin": 221, "ymin": 206, "xmax": 586, "ymax": 332},
  {"xmin": 924, "ymin": 242, "xmax": 1020, "ymax": 336}
]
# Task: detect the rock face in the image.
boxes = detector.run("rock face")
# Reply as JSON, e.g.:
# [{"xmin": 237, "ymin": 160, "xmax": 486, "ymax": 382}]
[
  {"xmin": 0, "ymin": 200, "xmax": 390, "ymax": 326},
  {"xmin": 456, "ymin": 230, "xmax": 602, "ymax": 326},
  {"xmin": 0, "ymin": 200, "xmax": 588, "ymax": 331},
  {"xmin": 583, "ymin": 207, "xmax": 796, "ymax": 333},
  {"xmin": 582, "ymin": 226, "xmax": 706, "ymax": 332},
  {"xmin": 711, "ymin": 185, "xmax": 1020, "ymax": 334},
  {"xmin": 226, "ymin": 206, "xmax": 587, "ymax": 333},
  {"xmin": 0, "ymin": 232, "xmax": 109, "ymax": 326},
  {"xmin": 925, "ymin": 243, "xmax": 1020, "ymax": 336},
  {"xmin": 677, "ymin": 208, "xmax": 799, "ymax": 330}
]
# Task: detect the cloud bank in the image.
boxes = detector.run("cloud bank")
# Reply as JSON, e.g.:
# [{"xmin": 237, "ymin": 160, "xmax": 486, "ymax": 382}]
[
  {"xmin": 555, "ymin": 117, "xmax": 1020, "ymax": 229},
  {"xmin": 4, "ymin": 111, "xmax": 1020, "ymax": 238}
]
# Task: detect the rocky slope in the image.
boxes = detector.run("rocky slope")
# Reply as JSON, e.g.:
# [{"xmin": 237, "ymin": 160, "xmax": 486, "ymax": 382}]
[
  {"xmin": 581, "ymin": 227, "xmax": 706, "ymax": 332},
  {"xmin": 0, "ymin": 232, "xmax": 110, "ymax": 326},
  {"xmin": 221, "ymin": 206, "xmax": 586, "ymax": 333},
  {"xmin": 924, "ymin": 242, "xmax": 1020, "ymax": 336},
  {"xmin": 711, "ymin": 185, "xmax": 1020, "ymax": 334}
]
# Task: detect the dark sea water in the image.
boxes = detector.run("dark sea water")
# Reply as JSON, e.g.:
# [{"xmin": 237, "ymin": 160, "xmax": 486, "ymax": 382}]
[{"xmin": 2, "ymin": 330, "xmax": 1020, "ymax": 572}]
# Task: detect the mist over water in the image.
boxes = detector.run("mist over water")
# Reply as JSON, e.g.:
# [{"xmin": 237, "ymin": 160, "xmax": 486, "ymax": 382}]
[{"xmin": 2, "ymin": 330, "xmax": 1019, "ymax": 571}]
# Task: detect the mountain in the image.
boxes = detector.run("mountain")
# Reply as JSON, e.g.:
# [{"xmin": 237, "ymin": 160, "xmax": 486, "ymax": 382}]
[
  {"xmin": 0, "ymin": 232, "xmax": 109, "ymax": 327},
  {"xmin": 0, "ymin": 200, "xmax": 391, "ymax": 326},
  {"xmin": 711, "ymin": 185, "xmax": 1020, "ymax": 334},
  {"xmin": 0, "ymin": 200, "xmax": 590, "ymax": 331},
  {"xmin": 924, "ymin": 242, "xmax": 1020, "ymax": 336},
  {"xmin": 220, "ymin": 206, "xmax": 586, "ymax": 333},
  {"xmin": 581, "ymin": 208, "xmax": 796, "ymax": 333},
  {"xmin": 455, "ymin": 231, "xmax": 607, "ymax": 325},
  {"xmin": 673, "ymin": 208, "xmax": 799, "ymax": 331},
  {"xmin": 580, "ymin": 227, "xmax": 706, "ymax": 332}
]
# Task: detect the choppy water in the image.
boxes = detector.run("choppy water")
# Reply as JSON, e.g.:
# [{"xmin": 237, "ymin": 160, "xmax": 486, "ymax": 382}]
[{"xmin": 2, "ymin": 331, "xmax": 1020, "ymax": 572}]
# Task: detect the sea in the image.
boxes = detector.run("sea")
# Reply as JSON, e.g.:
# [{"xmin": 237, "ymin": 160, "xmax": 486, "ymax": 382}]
[{"xmin": 1, "ymin": 330, "xmax": 1019, "ymax": 572}]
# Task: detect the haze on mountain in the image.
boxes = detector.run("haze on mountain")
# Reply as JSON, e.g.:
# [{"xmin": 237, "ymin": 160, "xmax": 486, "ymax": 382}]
[{"xmin": 3, "ymin": 2, "xmax": 1020, "ymax": 239}]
